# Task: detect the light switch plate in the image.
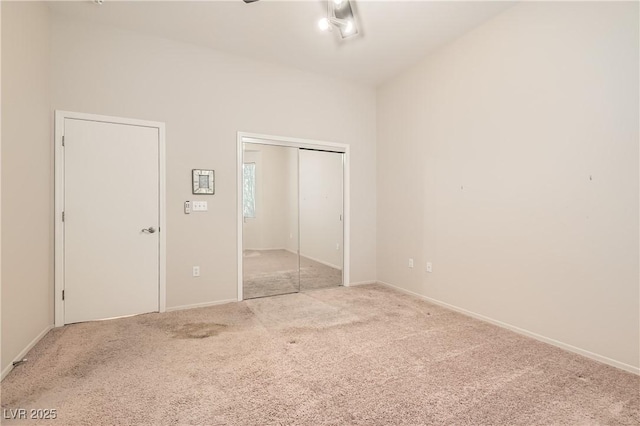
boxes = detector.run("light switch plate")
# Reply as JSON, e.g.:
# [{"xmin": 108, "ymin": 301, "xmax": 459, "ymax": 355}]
[{"xmin": 193, "ymin": 201, "xmax": 208, "ymax": 212}]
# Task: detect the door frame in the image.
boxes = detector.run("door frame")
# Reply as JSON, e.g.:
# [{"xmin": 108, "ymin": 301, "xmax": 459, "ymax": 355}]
[
  {"xmin": 54, "ymin": 110, "xmax": 167, "ymax": 327},
  {"xmin": 236, "ymin": 132, "xmax": 350, "ymax": 301}
]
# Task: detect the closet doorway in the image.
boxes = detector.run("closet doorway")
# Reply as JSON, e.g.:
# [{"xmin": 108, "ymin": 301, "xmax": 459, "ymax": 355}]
[{"xmin": 236, "ymin": 133, "xmax": 349, "ymax": 301}]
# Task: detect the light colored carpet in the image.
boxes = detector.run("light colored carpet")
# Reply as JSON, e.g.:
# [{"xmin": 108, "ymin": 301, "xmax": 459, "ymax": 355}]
[
  {"xmin": 243, "ymin": 249, "xmax": 342, "ymax": 299},
  {"xmin": 1, "ymin": 284, "xmax": 638, "ymax": 425}
]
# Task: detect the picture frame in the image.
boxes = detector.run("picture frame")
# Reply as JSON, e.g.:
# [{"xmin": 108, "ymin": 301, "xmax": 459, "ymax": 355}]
[{"xmin": 192, "ymin": 169, "xmax": 215, "ymax": 195}]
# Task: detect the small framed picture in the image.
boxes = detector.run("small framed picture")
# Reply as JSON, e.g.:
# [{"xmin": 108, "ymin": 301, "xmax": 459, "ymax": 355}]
[{"xmin": 192, "ymin": 169, "xmax": 215, "ymax": 195}]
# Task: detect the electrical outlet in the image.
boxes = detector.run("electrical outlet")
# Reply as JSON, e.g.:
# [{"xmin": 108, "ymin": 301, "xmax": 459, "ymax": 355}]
[
  {"xmin": 336, "ymin": 243, "xmax": 340, "ymax": 250},
  {"xmin": 408, "ymin": 258, "xmax": 414, "ymax": 268},
  {"xmin": 184, "ymin": 201, "xmax": 191, "ymax": 214},
  {"xmin": 193, "ymin": 266, "xmax": 200, "ymax": 277},
  {"xmin": 426, "ymin": 262, "xmax": 433, "ymax": 273}
]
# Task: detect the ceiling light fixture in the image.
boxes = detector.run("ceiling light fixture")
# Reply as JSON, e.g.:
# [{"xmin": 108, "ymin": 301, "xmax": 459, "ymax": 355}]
[
  {"xmin": 318, "ymin": 18, "xmax": 330, "ymax": 32},
  {"xmin": 318, "ymin": 0, "xmax": 359, "ymax": 39}
]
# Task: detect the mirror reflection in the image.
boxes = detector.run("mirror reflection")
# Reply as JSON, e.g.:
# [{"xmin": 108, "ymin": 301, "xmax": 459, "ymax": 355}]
[
  {"xmin": 243, "ymin": 143, "xmax": 299, "ymax": 298},
  {"xmin": 299, "ymin": 149, "xmax": 344, "ymax": 291},
  {"xmin": 242, "ymin": 143, "xmax": 344, "ymax": 299}
]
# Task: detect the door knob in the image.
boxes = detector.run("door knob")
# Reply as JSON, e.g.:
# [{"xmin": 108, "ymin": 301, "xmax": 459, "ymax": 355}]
[{"xmin": 142, "ymin": 227, "xmax": 156, "ymax": 234}]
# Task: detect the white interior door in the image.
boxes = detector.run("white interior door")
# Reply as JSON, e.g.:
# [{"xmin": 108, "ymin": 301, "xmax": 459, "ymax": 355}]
[{"xmin": 64, "ymin": 118, "xmax": 160, "ymax": 324}]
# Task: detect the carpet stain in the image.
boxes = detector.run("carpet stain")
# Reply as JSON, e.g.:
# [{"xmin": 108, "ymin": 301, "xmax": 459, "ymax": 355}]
[
  {"xmin": 576, "ymin": 373, "xmax": 589, "ymax": 382},
  {"xmin": 171, "ymin": 322, "xmax": 228, "ymax": 339}
]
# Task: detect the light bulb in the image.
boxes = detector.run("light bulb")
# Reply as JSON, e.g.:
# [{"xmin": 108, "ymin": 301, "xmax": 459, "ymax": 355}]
[
  {"xmin": 344, "ymin": 20, "xmax": 354, "ymax": 34},
  {"xmin": 318, "ymin": 18, "xmax": 330, "ymax": 31}
]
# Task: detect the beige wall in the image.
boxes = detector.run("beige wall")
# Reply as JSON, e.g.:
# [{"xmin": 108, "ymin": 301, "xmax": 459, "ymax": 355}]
[
  {"xmin": 1, "ymin": 2, "xmax": 53, "ymax": 375},
  {"xmin": 50, "ymin": 13, "xmax": 377, "ymax": 309},
  {"xmin": 377, "ymin": 1, "xmax": 639, "ymax": 371}
]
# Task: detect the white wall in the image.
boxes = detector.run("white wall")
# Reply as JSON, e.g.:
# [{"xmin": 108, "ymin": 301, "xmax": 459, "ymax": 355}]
[
  {"xmin": 300, "ymin": 150, "xmax": 344, "ymax": 269},
  {"xmin": 50, "ymin": 13, "xmax": 377, "ymax": 309},
  {"xmin": 243, "ymin": 144, "xmax": 298, "ymax": 251},
  {"xmin": 377, "ymin": 1, "xmax": 639, "ymax": 371},
  {"xmin": 1, "ymin": 2, "xmax": 53, "ymax": 376}
]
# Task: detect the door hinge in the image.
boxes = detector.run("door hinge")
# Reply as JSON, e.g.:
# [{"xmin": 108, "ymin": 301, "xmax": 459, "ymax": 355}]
[
  {"xmin": 62, "ymin": 135, "xmax": 65, "ymax": 147},
  {"xmin": 62, "ymin": 211, "xmax": 65, "ymax": 222},
  {"xmin": 62, "ymin": 290, "xmax": 65, "ymax": 301}
]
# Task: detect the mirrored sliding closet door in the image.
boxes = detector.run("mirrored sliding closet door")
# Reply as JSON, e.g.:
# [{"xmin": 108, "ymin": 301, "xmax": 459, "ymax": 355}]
[{"xmin": 242, "ymin": 142, "xmax": 344, "ymax": 300}]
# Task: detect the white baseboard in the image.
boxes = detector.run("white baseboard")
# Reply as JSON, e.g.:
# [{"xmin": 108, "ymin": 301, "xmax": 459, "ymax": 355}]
[
  {"xmin": 166, "ymin": 298, "xmax": 237, "ymax": 312},
  {"xmin": 1, "ymin": 325, "xmax": 54, "ymax": 381},
  {"xmin": 300, "ymin": 253, "xmax": 342, "ymax": 271},
  {"xmin": 347, "ymin": 280, "xmax": 377, "ymax": 287},
  {"xmin": 377, "ymin": 280, "xmax": 640, "ymax": 376}
]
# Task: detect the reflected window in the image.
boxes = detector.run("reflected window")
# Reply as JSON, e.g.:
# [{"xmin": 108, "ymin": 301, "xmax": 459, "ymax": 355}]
[{"xmin": 243, "ymin": 163, "xmax": 256, "ymax": 218}]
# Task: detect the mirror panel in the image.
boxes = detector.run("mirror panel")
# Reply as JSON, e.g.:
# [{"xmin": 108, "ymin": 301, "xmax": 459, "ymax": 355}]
[
  {"xmin": 242, "ymin": 143, "xmax": 299, "ymax": 298},
  {"xmin": 299, "ymin": 149, "xmax": 344, "ymax": 291}
]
